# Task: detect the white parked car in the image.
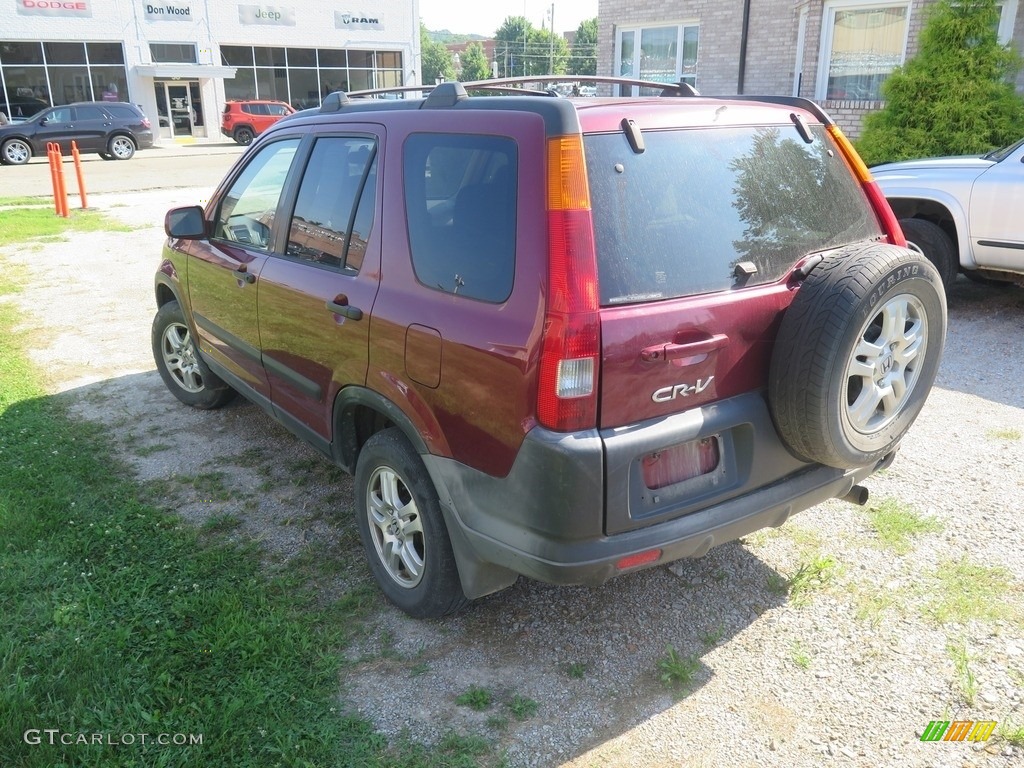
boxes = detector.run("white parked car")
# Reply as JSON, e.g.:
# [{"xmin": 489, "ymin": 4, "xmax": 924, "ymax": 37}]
[{"xmin": 872, "ymin": 139, "xmax": 1024, "ymax": 292}]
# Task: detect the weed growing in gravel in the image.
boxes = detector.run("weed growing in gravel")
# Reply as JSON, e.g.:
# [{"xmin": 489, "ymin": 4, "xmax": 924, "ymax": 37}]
[
  {"xmin": 865, "ymin": 498, "xmax": 944, "ymax": 554},
  {"xmin": 853, "ymin": 586, "xmax": 899, "ymax": 627},
  {"xmin": 456, "ymin": 685, "xmax": 494, "ymax": 711},
  {"xmin": 790, "ymin": 641, "xmax": 812, "ymax": 669},
  {"xmin": 507, "ymin": 695, "xmax": 539, "ymax": 720},
  {"xmin": 701, "ymin": 625, "xmax": 726, "ymax": 648},
  {"xmin": 659, "ymin": 645, "xmax": 700, "ymax": 691},
  {"xmin": 409, "ymin": 661, "xmax": 430, "ymax": 677},
  {"xmin": 922, "ymin": 558, "xmax": 1020, "ymax": 625},
  {"xmin": 487, "ymin": 714, "xmax": 510, "ymax": 731},
  {"xmin": 567, "ymin": 662, "xmax": 588, "ymax": 679},
  {"xmin": 986, "ymin": 427, "xmax": 1022, "ymax": 440},
  {"xmin": 1000, "ymin": 722, "xmax": 1024, "ymax": 747},
  {"xmin": 946, "ymin": 638, "xmax": 978, "ymax": 705},
  {"xmin": 768, "ymin": 555, "xmax": 839, "ymax": 605},
  {"xmin": 179, "ymin": 470, "xmax": 234, "ymax": 501},
  {"xmin": 134, "ymin": 442, "xmax": 172, "ymax": 457},
  {"xmin": 201, "ymin": 513, "xmax": 243, "ymax": 534}
]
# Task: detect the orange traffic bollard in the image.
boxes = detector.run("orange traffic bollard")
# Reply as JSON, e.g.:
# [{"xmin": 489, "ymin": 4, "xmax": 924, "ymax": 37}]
[
  {"xmin": 47, "ymin": 143, "xmax": 62, "ymax": 216},
  {"xmin": 54, "ymin": 144, "xmax": 69, "ymax": 218},
  {"xmin": 71, "ymin": 140, "xmax": 88, "ymax": 210}
]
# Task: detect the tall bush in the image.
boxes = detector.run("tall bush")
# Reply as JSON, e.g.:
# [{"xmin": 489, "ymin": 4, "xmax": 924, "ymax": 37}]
[{"xmin": 857, "ymin": 0, "xmax": 1024, "ymax": 165}]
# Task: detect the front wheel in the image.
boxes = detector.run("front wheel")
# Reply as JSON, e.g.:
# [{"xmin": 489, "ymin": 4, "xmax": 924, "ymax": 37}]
[
  {"xmin": 151, "ymin": 300, "xmax": 235, "ymax": 409},
  {"xmin": 2, "ymin": 138, "xmax": 31, "ymax": 165},
  {"xmin": 354, "ymin": 428, "xmax": 468, "ymax": 618},
  {"xmin": 770, "ymin": 244, "xmax": 946, "ymax": 469}
]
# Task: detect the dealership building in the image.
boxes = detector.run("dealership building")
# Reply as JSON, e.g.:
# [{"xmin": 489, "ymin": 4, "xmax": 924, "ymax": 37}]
[{"xmin": 2, "ymin": 0, "xmax": 420, "ymax": 142}]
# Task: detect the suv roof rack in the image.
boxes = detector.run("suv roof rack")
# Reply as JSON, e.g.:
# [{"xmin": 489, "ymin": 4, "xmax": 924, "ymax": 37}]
[{"xmin": 334, "ymin": 75, "xmax": 699, "ymax": 105}]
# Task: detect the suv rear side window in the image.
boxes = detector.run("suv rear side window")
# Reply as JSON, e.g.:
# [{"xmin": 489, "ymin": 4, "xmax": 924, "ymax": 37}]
[
  {"xmin": 212, "ymin": 138, "xmax": 299, "ymax": 248},
  {"xmin": 585, "ymin": 125, "xmax": 881, "ymax": 305},
  {"xmin": 404, "ymin": 133, "xmax": 517, "ymax": 303},
  {"xmin": 103, "ymin": 105, "xmax": 139, "ymax": 119},
  {"xmin": 286, "ymin": 136, "xmax": 377, "ymax": 271}
]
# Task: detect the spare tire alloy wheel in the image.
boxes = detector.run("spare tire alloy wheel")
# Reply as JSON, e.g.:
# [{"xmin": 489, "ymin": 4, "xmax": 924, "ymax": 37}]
[
  {"xmin": 355, "ymin": 429, "xmax": 467, "ymax": 618},
  {"xmin": 769, "ymin": 244, "xmax": 946, "ymax": 470}
]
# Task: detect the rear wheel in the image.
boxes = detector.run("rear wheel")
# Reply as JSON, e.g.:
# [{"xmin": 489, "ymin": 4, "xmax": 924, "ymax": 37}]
[
  {"xmin": 899, "ymin": 218, "xmax": 957, "ymax": 292},
  {"xmin": 355, "ymin": 428, "xmax": 468, "ymax": 618},
  {"xmin": 233, "ymin": 127, "xmax": 254, "ymax": 146},
  {"xmin": 107, "ymin": 135, "xmax": 136, "ymax": 160},
  {"xmin": 2, "ymin": 138, "xmax": 31, "ymax": 165},
  {"xmin": 770, "ymin": 243, "xmax": 946, "ymax": 469},
  {"xmin": 151, "ymin": 301, "xmax": 235, "ymax": 409}
]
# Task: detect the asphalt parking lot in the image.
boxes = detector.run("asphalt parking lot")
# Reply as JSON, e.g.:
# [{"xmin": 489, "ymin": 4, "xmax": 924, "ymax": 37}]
[{"xmin": 2, "ymin": 139, "xmax": 244, "ymax": 196}]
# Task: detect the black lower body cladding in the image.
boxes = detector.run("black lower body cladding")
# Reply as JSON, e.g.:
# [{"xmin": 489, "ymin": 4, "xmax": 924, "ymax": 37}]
[{"xmin": 768, "ymin": 242, "xmax": 947, "ymax": 469}]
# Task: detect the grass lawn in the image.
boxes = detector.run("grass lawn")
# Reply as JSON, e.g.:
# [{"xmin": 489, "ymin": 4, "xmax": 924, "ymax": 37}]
[{"xmin": 0, "ymin": 206, "xmax": 500, "ymax": 766}]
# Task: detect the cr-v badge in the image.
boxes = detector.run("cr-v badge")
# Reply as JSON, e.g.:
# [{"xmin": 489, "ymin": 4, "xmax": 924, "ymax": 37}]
[{"xmin": 652, "ymin": 376, "xmax": 715, "ymax": 403}]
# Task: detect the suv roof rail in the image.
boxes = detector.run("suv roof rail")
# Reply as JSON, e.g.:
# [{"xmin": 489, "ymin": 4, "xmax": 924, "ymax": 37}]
[
  {"xmin": 727, "ymin": 95, "xmax": 834, "ymax": 126},
  {"xmin": 337, "ymin": 75, "xmax": 700, "ymax": 102}
]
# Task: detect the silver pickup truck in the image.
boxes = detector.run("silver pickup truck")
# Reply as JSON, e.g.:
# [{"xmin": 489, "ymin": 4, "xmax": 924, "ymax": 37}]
[{"xmin": 872, "ymin": 138, "xmax": 1024, "ymax": 292}]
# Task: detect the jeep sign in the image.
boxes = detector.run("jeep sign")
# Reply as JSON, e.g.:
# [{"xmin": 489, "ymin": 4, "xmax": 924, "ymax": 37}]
[
  {"xmin": 237, "ymin": 4, "xmax": 295, "ymax": 25},
  {"xmin": 17, "ymin": 0, "xmax": 92, "ymax": 17}
]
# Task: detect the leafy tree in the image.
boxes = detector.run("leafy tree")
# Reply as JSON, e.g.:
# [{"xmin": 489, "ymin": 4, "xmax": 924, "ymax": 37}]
[
  {"xmin": 495, "ymin": 16, "xmax": 533, "ymax": 77},
  {"xmin": 856, "ymin": 0, "xmax": 1024, "ymax": 165},
  {"xmin": 420, "ymin": 23, "xmax": 455, "ymax": 84},
  {"xmin": 570, "ymin": 17, "xmax": 598, "ymax": 76},
  {"xmin": 494, "ymin": 15, "xmax": 570, "ymax": 77},
  {"xmin": 458, "ymin": 42, "xmax": 491, "ymax": 82}
]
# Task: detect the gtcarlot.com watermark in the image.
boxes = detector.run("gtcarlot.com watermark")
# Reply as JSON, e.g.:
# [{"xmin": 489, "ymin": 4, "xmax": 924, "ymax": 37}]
[{"xmin": 24, "ymin": 729, "xmax": 203, "ymax": 747}]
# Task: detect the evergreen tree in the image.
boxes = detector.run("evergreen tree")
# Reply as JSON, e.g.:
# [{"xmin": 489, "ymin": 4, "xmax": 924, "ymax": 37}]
[{"xmin": 857, "ymin": 0, "xmax": 1024, "ymax": 165}]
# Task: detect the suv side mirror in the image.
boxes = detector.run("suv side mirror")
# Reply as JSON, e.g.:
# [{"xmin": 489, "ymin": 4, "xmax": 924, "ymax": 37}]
[{"xmin": 165, "ymin": 205, "xmax": 207, "ymax": 239}]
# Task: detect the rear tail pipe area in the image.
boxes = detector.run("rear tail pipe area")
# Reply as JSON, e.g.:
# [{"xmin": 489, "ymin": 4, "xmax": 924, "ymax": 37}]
[{"xmin": 842, "ymin": 484, "xmax": 870, "ymax": 506}]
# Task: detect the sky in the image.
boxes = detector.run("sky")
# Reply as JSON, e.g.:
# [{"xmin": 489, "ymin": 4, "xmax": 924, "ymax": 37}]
[{"xmin": 418, "ymin": 0, "xmax": 598, "ymax": 37}]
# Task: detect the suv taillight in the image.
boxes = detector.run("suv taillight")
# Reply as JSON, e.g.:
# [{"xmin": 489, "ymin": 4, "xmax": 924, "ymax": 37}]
[
  {"xmin": 537, "ymin": 135, "xmax": 600, "ymax": 432},
  {"xmin": 827, "ymin": 125, "xmax": 907, "ymax": 247}
]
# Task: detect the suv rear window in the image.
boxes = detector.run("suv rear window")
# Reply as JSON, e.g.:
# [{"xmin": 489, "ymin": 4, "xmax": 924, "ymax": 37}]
[
  {"xmin": 403, "ymin": 133, "xmax": 517, "ymax": 303},
  {"xmin": 103, "ymin": 105, "xmax": 139, "ymax": 119},
  {"xmin": 585, "ymin": 125, "xmax": 882, "ymax": 305}
]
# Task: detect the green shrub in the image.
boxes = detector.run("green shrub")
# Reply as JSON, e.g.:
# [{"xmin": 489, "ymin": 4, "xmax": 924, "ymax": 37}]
[{"xmin": 857, "ymin": 0, "xmax": 1024, "ymax": 165}]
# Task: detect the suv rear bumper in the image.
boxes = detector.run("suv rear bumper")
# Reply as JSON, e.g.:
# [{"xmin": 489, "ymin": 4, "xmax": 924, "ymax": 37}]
[{"xmin": 424, "ymin": 392, "xmax": 890, "ymax": 594}]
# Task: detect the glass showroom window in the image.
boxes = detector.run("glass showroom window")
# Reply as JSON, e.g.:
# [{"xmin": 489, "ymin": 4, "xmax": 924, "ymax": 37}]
[
  {"xmin": 817, "ymin": 2, "xmax": 910, "ymax": 100},
  {"xmin": 615, "ymin": 24, "xmax": 699, "ymax": 96}
]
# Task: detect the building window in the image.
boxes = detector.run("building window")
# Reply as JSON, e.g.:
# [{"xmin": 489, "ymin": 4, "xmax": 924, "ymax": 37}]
[
  {"xmin": 1, "ymin": 40, "xmax": 128, "ymax": 116},
  {"xmin": 817, "ymin": 2, "xmax": 910, "ymax": 101},
  {"xmin": 221, "ymin": 45, "xmax": 403, "ymax": 108},
  {"xmin": 150, "ymin": 43, "xmax": 198, "ymax": 64},
  {"xmin": 614, "ymin": 24, "xmax": 699, "ymax": 96},
  {"xmin": 995, "ymin": 1, "xmax": 1018, "ymax": 43}
]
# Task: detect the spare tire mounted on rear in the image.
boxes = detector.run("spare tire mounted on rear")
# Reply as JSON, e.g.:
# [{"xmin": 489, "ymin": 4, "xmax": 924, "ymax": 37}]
[{"xmin": 769, "ymin": 243, "xmax": 946, "ymax": 470}]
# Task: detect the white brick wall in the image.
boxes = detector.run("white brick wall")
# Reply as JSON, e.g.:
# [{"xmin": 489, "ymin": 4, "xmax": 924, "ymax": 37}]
[{"xmin": 4, "ymin": 0, "xmax": 420, "ymax": 141}]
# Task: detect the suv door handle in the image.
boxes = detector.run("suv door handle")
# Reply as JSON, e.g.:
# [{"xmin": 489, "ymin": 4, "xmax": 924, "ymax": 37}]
[
  {"xmin": 325, "ymin": 296, "xmax": 363, "ymax": 320},
  {"xmin": 232, "ymin": 266, "xmax": 256, "ymax": 284},
  {"xmin": 641, "ymin": 334, "xmax": 729, "ymax": 362}
]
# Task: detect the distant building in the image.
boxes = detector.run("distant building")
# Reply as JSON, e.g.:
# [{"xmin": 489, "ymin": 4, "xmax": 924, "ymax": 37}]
[{"xmin": 598, "ymin": 0, "xmax": 1023, "ymax": 137}]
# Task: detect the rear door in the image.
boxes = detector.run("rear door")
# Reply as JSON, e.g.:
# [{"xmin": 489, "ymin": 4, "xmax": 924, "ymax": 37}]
[
  {"xmin": 68, "ymin": 104, "xmax": 107, "ymax": 152},
  {"xmin": 585, "ymin": 120, "xmax": 885, "ymax": 533},
  {"xmin": 256, "ymin": 129, "xmax": 382, "ymax": 440}
]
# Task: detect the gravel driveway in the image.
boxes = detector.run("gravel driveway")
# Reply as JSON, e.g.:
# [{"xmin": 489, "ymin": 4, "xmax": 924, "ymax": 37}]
[{"xmin": 3, "ymin": 188, "xmax": 1023, "ymax": 767}]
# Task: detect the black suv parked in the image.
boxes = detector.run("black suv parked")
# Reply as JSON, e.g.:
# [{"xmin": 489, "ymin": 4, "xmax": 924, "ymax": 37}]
[
  {"xmin": 153, "ymin": 77, "xmax": 946, "ymax": 617},
  {"xmin": 0, "ymin": 101, "xmax": 153, "ymax": 164}
]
